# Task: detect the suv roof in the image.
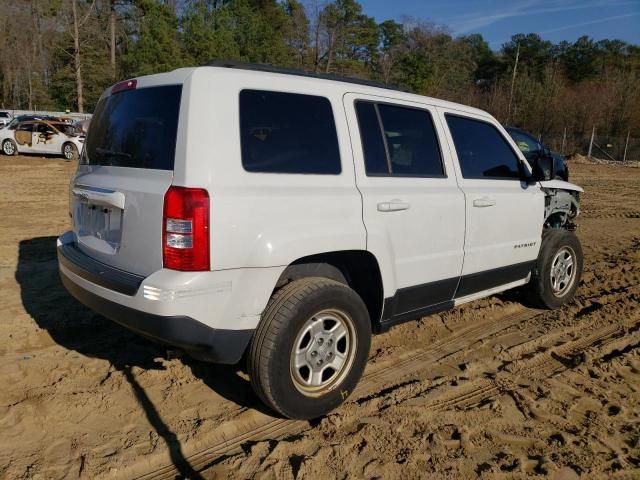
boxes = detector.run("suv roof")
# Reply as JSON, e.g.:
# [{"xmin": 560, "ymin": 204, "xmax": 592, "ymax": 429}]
[
  {"xmin": 206, "ymin": 60, "xmax": 407, "ymax": 92},
  {"xmin": 201, "ymin": 61, "xmax": 488, "ymax": 116},
  {"xmin": 106, "ymin": 63, "xmax": 490, "ymax": 120}
]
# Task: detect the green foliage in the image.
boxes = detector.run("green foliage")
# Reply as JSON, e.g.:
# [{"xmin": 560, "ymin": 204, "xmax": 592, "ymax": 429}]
[
  {"xmin": 181, "ymin": 0, "xmax": 240, "ymax": 64},
  {"xmin": 560, "ymin": 35, "xmax": 599, "ymax": 82},
  {"xmin": 122, "ymin": 0, "xmax": 184, "ymax": 77},
  {"xmin": 182, "ymin": 0, "xmax": 299, "ymax": 66},
  {"xmin": 502, "ymin": 33, "xmax": 553, "ymax": 79}
]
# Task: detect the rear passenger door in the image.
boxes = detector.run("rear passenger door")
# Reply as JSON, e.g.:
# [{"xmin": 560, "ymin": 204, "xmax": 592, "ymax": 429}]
[
  {"xmin": 441, "ymin": 111, "xmax": 544, "ymax": 297},
  {"xmin": 344, "ymin": 94, "xmax": 465, "ymax": 320}
]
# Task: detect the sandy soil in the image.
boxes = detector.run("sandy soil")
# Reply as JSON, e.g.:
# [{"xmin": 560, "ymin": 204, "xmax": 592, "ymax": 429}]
[{"xmin": 0, "ymin": 155, "xmax": 638, "ymax": 480}]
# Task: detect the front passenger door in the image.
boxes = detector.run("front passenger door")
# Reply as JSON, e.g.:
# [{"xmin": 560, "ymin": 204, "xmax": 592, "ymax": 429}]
[
  {"xmin": 442, "ymin": 111, "xmax": 544, "ymax": 298},
  {"xmin": 33, "ymin": 123, "xmax": 59, "ymax": 153}
]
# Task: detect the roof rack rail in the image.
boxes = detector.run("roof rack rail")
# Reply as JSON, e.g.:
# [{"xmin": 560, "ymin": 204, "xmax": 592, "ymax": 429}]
[{"xmin": 206, "ymin": 59, "xmax": 406, "ymax": 92}]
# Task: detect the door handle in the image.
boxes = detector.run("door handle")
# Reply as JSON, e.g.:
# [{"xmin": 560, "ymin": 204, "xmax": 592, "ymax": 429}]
[
  {"xmin": 377, "ymin": 200, "xmax": 410, "ymax": 212},
  {"xmin": 473, "ymin": 197, "xmax": 496, "ymax": 208}
]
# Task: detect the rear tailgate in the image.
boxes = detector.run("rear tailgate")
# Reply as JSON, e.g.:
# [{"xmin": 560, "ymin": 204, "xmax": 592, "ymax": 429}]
[{"xmin": 71, "ymin": 84, "xmax": 182, "ymax": 277}]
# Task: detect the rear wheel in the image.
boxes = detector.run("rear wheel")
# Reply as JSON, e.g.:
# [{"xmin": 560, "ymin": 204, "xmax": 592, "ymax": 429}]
[
  {"xmin": 62, "ymin": 143, "xmax": 78, "ymax": 161},
  {"xmin": 2, "ymin": 139, "xmax": 17, "ymax": 156},
  {"xmin": 527, "ymin": 229, "xmax": 583, "ymax": 309},
  {"xmin": 248, "ymin": 277, "xmax": 371, "ymax": 419}
]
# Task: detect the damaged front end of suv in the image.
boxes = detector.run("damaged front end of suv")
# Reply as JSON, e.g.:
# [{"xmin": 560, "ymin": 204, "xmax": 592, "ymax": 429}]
[
  {"xmin": 529, "ymin": 153, "xmax": 582, "ymax": 230},
  {"xmin": 541, "ymin": 180, "xmax": 582, "ymax": 230}
]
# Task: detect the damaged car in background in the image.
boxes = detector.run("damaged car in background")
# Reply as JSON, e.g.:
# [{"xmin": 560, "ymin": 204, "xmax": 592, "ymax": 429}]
[
  {"xmin": 0, "ymin": 119, "xmax": 85, "ymax": 160},
  {"xmin": 0, "ymin": 111, "xmax": 12, "ymax": 127},
  {"xmin": 506, "ymin": 126, "xmax": 569, "ymax": 181}
]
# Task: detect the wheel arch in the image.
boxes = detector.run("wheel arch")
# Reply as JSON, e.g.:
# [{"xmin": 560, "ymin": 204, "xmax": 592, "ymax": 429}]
[{"xmin": 275, "ymin": 250, "xmax": 385, "ymax": 329}]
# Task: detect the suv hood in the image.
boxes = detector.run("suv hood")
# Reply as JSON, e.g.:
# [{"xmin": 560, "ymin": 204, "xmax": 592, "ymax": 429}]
[{"xmin": 539, "ymin": 179, "xmax": 583, "ymax": 193}]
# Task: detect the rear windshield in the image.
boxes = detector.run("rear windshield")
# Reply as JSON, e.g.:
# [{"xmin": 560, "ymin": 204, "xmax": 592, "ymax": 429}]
[{"xmin": 84, "ymin": 85, "xmax": 182, "ymax": 170}]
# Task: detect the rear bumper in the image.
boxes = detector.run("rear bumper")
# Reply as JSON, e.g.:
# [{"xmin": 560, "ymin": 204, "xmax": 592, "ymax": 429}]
[
  {"xmin": 60, "ymin": 270, "xmax": 252, "ymax": 363},
  {"xmin": 57, "ymin": 240, "xmax": 255, "ymax": 364}
]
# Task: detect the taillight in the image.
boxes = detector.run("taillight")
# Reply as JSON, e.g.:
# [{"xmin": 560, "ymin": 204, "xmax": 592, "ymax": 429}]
[{"xmin": 163, "ymin": 186, "xmax": 210, "ymax": 271}]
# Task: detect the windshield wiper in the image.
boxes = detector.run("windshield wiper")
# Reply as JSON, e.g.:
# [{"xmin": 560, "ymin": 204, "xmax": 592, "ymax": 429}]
[{"xmin": 95, "ymin": 147, "xmax": 131, "ymax": 159}]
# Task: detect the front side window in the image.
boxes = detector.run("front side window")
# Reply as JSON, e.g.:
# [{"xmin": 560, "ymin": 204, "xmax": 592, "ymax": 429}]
[
  {"xmin": 355, "ymin": 101, "xmax": 444, "ymax": 177},
  {"xmin": 240, "ymin": 90, "xmax": 341, "ymax": 174},
  {"xmin": 446, "ymin": 115, "xmax": 521, "ymax": 180},
  {"xmin": 36, "ymin": 123, "xmax": 54, "ymax": 134}
]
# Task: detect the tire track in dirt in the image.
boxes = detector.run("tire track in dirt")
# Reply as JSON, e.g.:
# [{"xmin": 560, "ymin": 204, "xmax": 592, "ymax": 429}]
[
  {"xmin": 399, "ymin": 311, "xmax": 639, "ymax": 415},
  {"xmin": 129, "ymin": 306, "xmax": 544, "ymax": 479},
  {"xmin": 193, "ymin": 267, "xmax": 640, "ymax": 478},
  {"xmin": 132, "ymin": 274, "xmax": 640, "ymax": 479},
  {"xmin": 581, "ymin": 210, "xmax": 640, "ymax": 219}
]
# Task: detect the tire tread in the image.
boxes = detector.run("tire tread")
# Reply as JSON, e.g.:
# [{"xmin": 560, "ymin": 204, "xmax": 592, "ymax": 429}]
[{"xmin": 248, "ymin": 277, "xmax": 368, "ymax": 418}]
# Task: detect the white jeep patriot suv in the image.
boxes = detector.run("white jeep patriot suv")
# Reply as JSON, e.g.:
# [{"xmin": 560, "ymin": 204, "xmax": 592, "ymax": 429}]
[{"xmin": 58, "ymin": 62, "xmax": 583, "ymax": 419}]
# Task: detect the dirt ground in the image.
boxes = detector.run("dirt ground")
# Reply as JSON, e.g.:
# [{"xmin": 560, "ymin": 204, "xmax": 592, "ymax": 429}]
[{"xmin": 0, "ymin": 155, "xmax": 638, "ymax": 480}]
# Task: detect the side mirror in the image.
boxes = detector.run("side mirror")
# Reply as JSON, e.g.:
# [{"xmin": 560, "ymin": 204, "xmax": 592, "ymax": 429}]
[{"xmin": 533, "ymin": 155, "xmax": 555, "ymax": 181}]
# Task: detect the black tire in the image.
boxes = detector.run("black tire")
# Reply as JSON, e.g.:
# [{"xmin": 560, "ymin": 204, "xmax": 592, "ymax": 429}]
[
  {"xmin": 527, "ymin": 229, "xmax": 583, "ymax": 309},
  {"xmin": 62, "ymin": 142, "xmax": 78, "ymax": 161},
  {"xmin": 248, "ymin": 277, "xmax": 371, "ymax": 419},
  {"xmin": 2, "ymin": 139, "xmax": 17, "ymax": 156}
]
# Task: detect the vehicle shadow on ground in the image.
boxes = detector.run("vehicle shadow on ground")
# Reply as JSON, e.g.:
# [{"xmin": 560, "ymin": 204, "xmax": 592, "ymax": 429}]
[{"xmin": 15, "ymin": 236, "xmax": 262, "ymax": 478}]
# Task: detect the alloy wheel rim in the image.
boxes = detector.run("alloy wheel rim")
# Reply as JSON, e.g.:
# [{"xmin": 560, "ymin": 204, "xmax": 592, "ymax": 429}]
[
  {"xmin": 290, "ymin": 308, "xmax": 356, "ymax": 397},
  {"xmin": 64, "ymin": 145, "xmax": 73, "ymax": 158},
  {"xmin": 550, "ymin": 246, "xmax": 576, "ymax": 297},
  {"xmin": 4, "ymin": 141, "xmax": 14, "ymax": 154}
]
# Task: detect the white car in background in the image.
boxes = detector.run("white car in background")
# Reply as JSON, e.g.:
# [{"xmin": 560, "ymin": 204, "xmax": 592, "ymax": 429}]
[
  {"xmin": 0, "ymin": 111, "xmax": 12, "ymax": 127},
  {"xmin": 0, "ymin": 119, "xmax": 85, "ymax": 160}
]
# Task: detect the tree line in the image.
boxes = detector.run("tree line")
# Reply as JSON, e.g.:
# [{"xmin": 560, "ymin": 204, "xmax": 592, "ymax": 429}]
[{"xmin": 1, "ymin": 0, "xmax": 639, "ymax": 142}]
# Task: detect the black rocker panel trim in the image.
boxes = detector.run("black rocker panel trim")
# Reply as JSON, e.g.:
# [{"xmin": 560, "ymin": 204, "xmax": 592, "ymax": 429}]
[
  {"xmin": 377, "ymin": 300, "xmax": 454, "ymax": 333},
  {"xmin": 380, "ymin": 276, "xmax": 458, "ymax": 321},
  {"xmin": 377, "ymin": 260, "xmax": 534, "ymax": 332},
  {"xmin": 455, "ymin": 261, "xmax": 534, "ymax": 298}
]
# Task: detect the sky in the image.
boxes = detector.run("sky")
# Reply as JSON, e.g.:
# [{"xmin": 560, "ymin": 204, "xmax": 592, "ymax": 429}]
[{"xmin": 362, "ymin": 0, "xmax": 640, "ymax": 49}]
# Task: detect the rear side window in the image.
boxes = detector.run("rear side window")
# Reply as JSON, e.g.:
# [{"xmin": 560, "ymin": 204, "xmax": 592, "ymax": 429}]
[
  {"xmin": 84, "ymin": 85, "xmax": 182, "ymax": 170},
  {"xmin": 355, "ymin": 102, "xmax": 388, "ymax": 175},
  {"xmin": 239, "ymin": 90, "xmax": 341, "ymax": 174},
  {"xmin": 446, "ymin": 114, "xmax": 521, "ymax": 179},
  {"xmin": 355, "ymin": 101, "xmax": 444, "ymax": 177}
]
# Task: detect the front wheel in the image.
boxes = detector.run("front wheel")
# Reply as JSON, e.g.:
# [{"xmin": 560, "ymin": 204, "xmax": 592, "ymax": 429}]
[
  {"xmin": 527, "ymin": 229, "xmax": 583, "ymax": 309},
  {"xmin": 2, "ymin": 139, "xmax": 17, "ymax": 156},
  {"xmin": 62, "ymin": 143, "xmax": 78, "ymax": 161},
  {"xmin": 247, "ymin": 277, "xmax": 371, "ymax": 419}
]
